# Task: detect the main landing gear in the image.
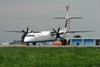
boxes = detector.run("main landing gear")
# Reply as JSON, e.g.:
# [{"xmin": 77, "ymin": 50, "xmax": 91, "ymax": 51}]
[
  {"xmin": 32, "ymin": 43, "xmax": 36, "ymax": 45},
  {"xmin": 26, "ymin": 43, "xmax": 36, "ymax": 46},
  {"xmin": 60, "ymin": 39, "xmax": 67, "ymax": 45}
]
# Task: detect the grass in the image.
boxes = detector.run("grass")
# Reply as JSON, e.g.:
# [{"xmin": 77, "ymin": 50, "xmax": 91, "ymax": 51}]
[{"xmin": 0, "ymin": 47, "xmax": 100, "ymax": 67}]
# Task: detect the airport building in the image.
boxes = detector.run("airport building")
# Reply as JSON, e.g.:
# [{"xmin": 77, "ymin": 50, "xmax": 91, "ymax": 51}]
[
  {"xmin": 1, "ymin": 41, "xmax": 9, "ymax": 45},
  {"xmin": 66, "ymin": 38, "xmax": 100, "ymax": 46}
]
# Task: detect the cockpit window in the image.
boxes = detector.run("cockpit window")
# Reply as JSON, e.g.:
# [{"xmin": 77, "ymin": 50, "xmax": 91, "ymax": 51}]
[
  {"xmin": 30, "ymin": 31, "xmax": 41, "ymax": 33},
  {"xmin": 26, "ymin": 35, "xmax": 34, "ymax": 37}
]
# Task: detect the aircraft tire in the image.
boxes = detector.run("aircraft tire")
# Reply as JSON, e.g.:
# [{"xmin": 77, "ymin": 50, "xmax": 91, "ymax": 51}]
[
  {"xmin": 32, "ymin": 43, "xmax": 36, "ymax": 45},
  {"xmin": 26, "ymin": 43, "xmax": 29, "ymax": 46},
  {"xmin": 62, "ymin": 39, "xmax": 67, "ymax": 45}
]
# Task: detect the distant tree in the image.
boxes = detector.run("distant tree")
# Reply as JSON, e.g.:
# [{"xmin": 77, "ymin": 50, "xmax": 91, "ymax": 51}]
[{"xmin": 74, "ymin": 35, "xmax": 81, "ymax": 38}]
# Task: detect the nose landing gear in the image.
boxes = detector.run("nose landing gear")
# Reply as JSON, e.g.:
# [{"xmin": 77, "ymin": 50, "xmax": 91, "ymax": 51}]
[{"xmin": 26, "ymin": 42, "xmax": 36, "ymax": 46}]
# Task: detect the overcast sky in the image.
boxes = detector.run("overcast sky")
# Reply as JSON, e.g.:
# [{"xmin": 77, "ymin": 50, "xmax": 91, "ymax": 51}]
[{"xmin": 0, "ymin": 0, "xmax": 100, "ymax": 42}]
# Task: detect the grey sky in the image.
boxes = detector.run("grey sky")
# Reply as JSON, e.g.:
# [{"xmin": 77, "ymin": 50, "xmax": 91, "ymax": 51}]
[{"xmin": 0, "ymin": 0, "xmax": 100, "ymax": 42}]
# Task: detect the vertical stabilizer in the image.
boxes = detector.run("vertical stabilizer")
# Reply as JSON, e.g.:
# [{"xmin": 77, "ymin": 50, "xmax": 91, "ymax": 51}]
[
  {"xmin": 65, "ymin": 5, "xmax": 71, "ymax": 31},
  {"xmin": 54, "ymin": 5, "xmax": 82, "ymax": 31}
]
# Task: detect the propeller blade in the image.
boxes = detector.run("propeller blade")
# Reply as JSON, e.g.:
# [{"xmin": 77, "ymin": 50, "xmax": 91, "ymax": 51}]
[
  {"xmin": 53, "ymin": 28, "xmax": 57, "ymax": 33},
  {"xmin": 21, "ymin": 35, "xmax": 25, "ymax": 42},
  {"xmin": 55, "ymin": 36, "xmax": 58, "ymax": 41},
  {"xmin": 27, "ymin": 27, "xmax": 29, "ymax": 33},
  {"xmin": 58, "ymin": 27, "xmax": 60, "ymax": 32},
  {"xmin": 22, "ymin": 29, "xmax": 26, "ymax": 33}
]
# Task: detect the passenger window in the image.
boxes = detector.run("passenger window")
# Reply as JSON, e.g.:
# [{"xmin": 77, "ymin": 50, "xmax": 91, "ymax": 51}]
[{"xmin": 27, "ymin": 35, "xmax": 34, "ymax": 37}]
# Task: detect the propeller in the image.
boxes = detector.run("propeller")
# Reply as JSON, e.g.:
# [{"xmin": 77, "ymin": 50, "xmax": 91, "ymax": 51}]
[
  {"xmin": 21, "ymin": 27, "xmax": 29, "ymax": 43},
  {"xmin": 53, "ymin": 27, "xmax": 64, "ymax": 40}
]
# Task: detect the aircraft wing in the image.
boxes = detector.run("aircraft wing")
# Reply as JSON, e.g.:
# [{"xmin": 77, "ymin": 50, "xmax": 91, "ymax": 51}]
[
  {"xmin": 65, "ymin": 30, "xmax": 95, "ymax": 33},
  {"xmin": 51, "ymin": 30, "xmax": 94, "ymax": 35},
  {"xmin": 4, "ymin": 30, "xmax": 41, "ymax": 33},
  {"xmin": 4, "ymin": 30, "xmax": 23, "ymax": 33}
]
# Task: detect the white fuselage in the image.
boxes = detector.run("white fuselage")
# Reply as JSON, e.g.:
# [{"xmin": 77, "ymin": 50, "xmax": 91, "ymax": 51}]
[{"xmin": 24, "ymin": 31, "xmax": 67, "ymax": 43}]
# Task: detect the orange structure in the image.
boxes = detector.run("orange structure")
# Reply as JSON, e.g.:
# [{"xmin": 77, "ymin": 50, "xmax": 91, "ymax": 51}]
[{"xmin": 53, "ymin": 41, "xmax": 62, "ymax": 45}]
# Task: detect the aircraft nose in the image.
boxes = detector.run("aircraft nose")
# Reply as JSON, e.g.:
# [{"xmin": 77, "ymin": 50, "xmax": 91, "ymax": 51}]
[
  {"xmin": 24, "ymin": 37, "xmax": 34, "ymax": 43},
  {"xmin": 24, "ymin": 37, "xmax": 28, "ymax": 42}
]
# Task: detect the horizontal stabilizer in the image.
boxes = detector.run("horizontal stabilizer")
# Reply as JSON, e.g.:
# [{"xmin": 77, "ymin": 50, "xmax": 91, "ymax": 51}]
[
  {"xmin": 69, "ymin": 17, "xmax": 83, "ymax": 19},
  {"xmin": 54, "ymin": 17, "xmax": 83, "ymax": 19},
  {"xmin": 54, "ymin": 17, "xmax": 66, "ymax": 19}
]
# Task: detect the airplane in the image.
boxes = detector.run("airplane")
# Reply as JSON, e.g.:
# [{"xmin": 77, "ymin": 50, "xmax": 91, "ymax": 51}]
[{"xmin": 4, "ymin": 5, "xmax": 94, "ymax": 46}]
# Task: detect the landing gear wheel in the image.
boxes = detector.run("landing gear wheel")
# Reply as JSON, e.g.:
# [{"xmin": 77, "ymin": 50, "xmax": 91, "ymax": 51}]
[
  {"xmin": 61, "ymin": 39, "xmax": 67, "ymax": 45},
  {"xmin": 32, "ymin": 43, "xmax": 36, "ymax": 45},
  {"xmin": 26, "ymin": 43, "xmax": 29, "ymax": 46}
]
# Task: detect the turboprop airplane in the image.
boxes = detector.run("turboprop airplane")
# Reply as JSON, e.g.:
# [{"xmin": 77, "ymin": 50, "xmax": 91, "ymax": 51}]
[
  {"xmin": 4, "ymin": 5, "xmax": 94, "ymax": 46},
  {"xmin": 4, "ymin": 26, "xmax": 94, "ymax": 46},
  {"xmin": 24, "ymin": 27, "xmax": 94, "ymax": 45}
]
